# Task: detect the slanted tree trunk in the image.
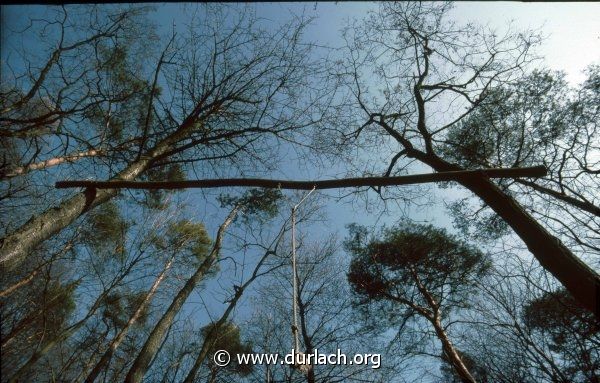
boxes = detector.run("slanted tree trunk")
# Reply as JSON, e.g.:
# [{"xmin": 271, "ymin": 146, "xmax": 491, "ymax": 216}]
[
  {"xmin": 124, "ymin": 204, "xmax": 241, "ymax": 383},
  {"xmin": 182, "ymin": 314, "xmax": 235, "ymax": 383},
  {"xmin": 408, "ymin": 267, "xmax": 478, "ymax": 383},
  {"xmin": 83, "ymin": 255, "xmax": 175, "ymax": 383},
  {"xmin": 2, "ymin": 149, "xmax": 105, "ymax": 180},
  {"xmin": 418, "ymin": 152, "xmax": 600, "ymax": 320},
  {"xmin": 1, "ymin": 268, "xmax": 73, "ymax": 349},
  {"xmin": 65, "ymin": 326, "xmax": 110, "ymax": 383},
  {"xmin": 0, "ymin": 99, "xmax": 222, "ymax": 269},
  {"xmin": 296, "ymin": 288, "xmax": 316, "ymax": 383},
  {"xmin": 1, "ymin": 311, "xmax": 42, "ymax": 349},
  {"xmin": 182, "ymin": 324, "xmax": 225, "ymax": 383},
  {"xmin": 207, "ymin": 366, "xmax": 218, "ymax": 383},
  {"xmin": 372, "ymin": 112, "xmax": 600, "ymax": 319},
  {"xmin": 0, "ymin": 269, "xmax": 39, "ymax": 298},
  {"xmin": 343, "ymin": 8, "xmax": 600, "ymax": 320},
  {"xmin": 182, "ymin": 244, "xmax": 279, "ymax": 383},
  {"xmin": 54, "ymin": 167, "xmax": 546, "ymax": 191},
  {"xmin": 56, "ymin": 161, "xmax": 600, "ymax": 319},
  {"xmin": 514, "ymin": 179, "xmax": 600, "ymax": 218},
  {"xmin": 0, "ymin": 242, "xmax": 73, "ymax": 298},
  {"xmin": 7, "ymin": 242, "xmax": 141, "ymax": 382},
  {"xmin": 431, "ymin": 317, "xmax": 478, "ymax": 383}
]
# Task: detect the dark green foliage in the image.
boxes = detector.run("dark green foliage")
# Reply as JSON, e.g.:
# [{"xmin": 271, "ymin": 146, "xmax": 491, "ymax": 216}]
[
  {"xmin": 98, "ymin": 45, "xmax": 148, "ymax": 96},
  {"xmin": 142, "ymin": 164, "xmax": 187, "ymax": 210},
  {"xmin": 201, "ymin": 321, "xmax": 253, "ymax": 376},
  {"xmin": 87, "ymin": 45, "xmax": 156, "ymax": 143},
  {"xmin": 524, "ymin": 289, "xmax": 599, "ymax": 348},
  {"xmin": 346, "ymin": 223, "xmax": 492, "ymax": 381},
  {"xmin": 441, "ymin": 70, "xmax": 571, "ymax": 170},
  {"xmin": 8, "ymin": 279, "xmax": 78, "ymax": 346},
  {"xmin": 165, "ymin": 220, "xmax": 212, "ymax": 263},
  {"xmin": 218, "ymin": 188, "xmax": 282, "ymax": 223},
  {"xmin": 150, "ymin": 219, "xmax": 213, "ymax": 271},
  {"xmin": 440, "ymin": 350, "xmax": 489, "ymax": 383},
  {"xmin": 439, "ymin": 71, "xmax": 575, "ymax": 243},
  {"xmin": 80, "ymin": 201, "xmax": 129, "ymax": 257},
  {"xmin": 40, "ymin": 280, "xmax": 79, "ymax": 336},
  {"xmin": 102, "ymin": 292, "xmax": 127, "ymax": 328},
  {"xmin": 125, "ymin": 291, "xmax": 151, "ymax": 325},
  {"xmin": 523, "ymin": 289, "xmax": 600, "ymax": 382},
  {"xmin": 145, "ymin": 163, "xmax": 187, "ymax": 184},
  {"xmin": 344, "ymin": 223, "xmax": 370, "ymax": 256},
  {"xmin": 84, "ymin": 44, "xmax": 153, "ymax": 144},
  {"xmin": 447, "ymin": 199, "xmax": 510, "ymax": 242},
  {"xmin": 101, "ymin": 290, "xmax": 151, "ymax": 330},
  {"xmin": 347, "ymin": 223, "xmax": 491, "ymax": 310}
]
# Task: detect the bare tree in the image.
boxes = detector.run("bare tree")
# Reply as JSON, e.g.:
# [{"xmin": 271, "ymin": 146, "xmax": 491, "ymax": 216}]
[
  {"xmin": 181, "ymin": 234, "xmax": 286, "ymax": 383},
  {"xmin": 441, "ymin": 68, "xmax": 599, "ymax": 259},
  {"xmin": 246, "ymin": 228, "xmax": 392, "ymax": 383},
  {"xmin": 462, "ymin": 256, "xmax": 600, "ymax": 383}
]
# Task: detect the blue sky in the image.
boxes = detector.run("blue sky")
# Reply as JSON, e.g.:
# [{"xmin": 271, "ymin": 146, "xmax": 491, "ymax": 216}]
[
  {"xmin": 3, "ymin": 2, "xmax": 598, "ymax": 92},
  {"xmin": 451, "ymin": 2, "xmax": 600, "ymax": 85}
]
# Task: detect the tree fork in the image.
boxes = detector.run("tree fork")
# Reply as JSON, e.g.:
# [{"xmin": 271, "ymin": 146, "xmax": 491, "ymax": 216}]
[{"xmin": 55, "ymin": 166, "xmax": 547, "ymax": 190}]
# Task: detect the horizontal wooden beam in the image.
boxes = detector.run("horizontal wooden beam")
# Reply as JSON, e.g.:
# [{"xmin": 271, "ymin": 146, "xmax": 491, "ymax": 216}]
[{"xmin": 55, "ymin": 165, "xmax": 547, "ymax": 190}]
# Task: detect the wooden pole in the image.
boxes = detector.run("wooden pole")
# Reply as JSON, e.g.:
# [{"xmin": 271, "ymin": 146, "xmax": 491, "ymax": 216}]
[{"xmin": 56, "ymin": 165, "xmax": 547, "ymax": 190}]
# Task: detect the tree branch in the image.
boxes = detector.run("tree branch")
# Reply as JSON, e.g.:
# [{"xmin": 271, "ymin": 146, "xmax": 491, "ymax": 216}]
[{"xmin": 55, "ymin": 166, "xmax": 547, "ymax": 190}]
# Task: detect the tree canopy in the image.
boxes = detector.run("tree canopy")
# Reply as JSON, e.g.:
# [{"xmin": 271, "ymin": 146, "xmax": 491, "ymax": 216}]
[{"xmin": 1, "ymin": 3, "xmax": 598, "ymax": 383}]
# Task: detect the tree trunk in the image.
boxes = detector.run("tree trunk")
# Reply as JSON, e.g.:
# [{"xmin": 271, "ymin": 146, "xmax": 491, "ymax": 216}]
[
  {"xmin": 432, "ymin": 317, "xmax": 478, "ymax": 383},
  {"xmin": 181, "ymin": 285, "xmax": 243, "ymax": 383},
  {"xmin": 52, "ymin": 156, "xmax": 600, "ymax": 318},
  {"xmin": 410, "ymin": 267, "xmax": 478, "ymax": 383},
  {"xmin": 514, "ymin": 178, "xmax": 600, "ymax": 218},
  {"xmin": 1, "ymin": 311, "xmax": 40, "ymax": 349},
  {"xmin": 182, "ymin": 243, "xmax": 278, "ymax": 383},
  {"xmin": 2, "ymin": 149, "xmax": 105, "ymax": 180},
  {"xmin": 68, "ymin": 326, "xmax": 110, "ymax": 383},
  {"xmin": 183, "ymin": 329, "xmax": 220, "ymax": 383},
  {"xmin": 207, "ymin": 367, "xmax": 218, "ymax": 383},
  {"xmin": 0, "ymin": 269, "xmax": 39, "ymax": 298},
  {"xmin": 55, "ymin": 166, "xmax": 546, "ymax": 190},
  {"xmin": 297, "ymin": 298, "xmax": 315, "ymax": 383},
  {"xmin": 419, "ymin": 154, "xmax": 600, "ymax": 320},
  {"xmin": 0, "ymin": 242, "xmax": 72, "ymax": 298},
  {"xmin": 7, "ymin": 249, "xmax": 136, "ymax": 382},
  {"xmin": 0, "ymin": 104, "xmax": 216, "ymax": 269},
  {"xmin": 124, "ymin": 205, "xmax": 240, "ymax": 383},
  {"xmin": 1, "ymin": 275, "xmax": 73, "ymax": 349},
  {"xmin": 83, "ymin": 255, "xmax": 174, "ymax": 383}
]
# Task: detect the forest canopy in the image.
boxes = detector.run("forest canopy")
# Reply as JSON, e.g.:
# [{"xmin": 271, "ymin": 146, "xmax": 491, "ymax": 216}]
[{"xmin": 1, "ymin": 3, "xmax": 598, "ymax": 383}]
